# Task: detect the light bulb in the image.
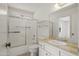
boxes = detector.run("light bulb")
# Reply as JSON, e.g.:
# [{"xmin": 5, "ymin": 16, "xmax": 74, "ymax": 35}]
[{"xmin": 54, "ymin": 3, "xmax": 60, "ymax": 9}]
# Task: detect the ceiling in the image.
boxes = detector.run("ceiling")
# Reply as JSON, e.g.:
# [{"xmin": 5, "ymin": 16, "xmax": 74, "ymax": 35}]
[{"xmin": 8, "ymin": 3, "xmax": 54, "ymax": 13}]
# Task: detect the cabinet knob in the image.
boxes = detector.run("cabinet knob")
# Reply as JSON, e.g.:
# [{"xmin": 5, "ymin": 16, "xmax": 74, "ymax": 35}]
[{"xmin": 5, "ymin": 42, "xmax": 11, "ymax": 48}]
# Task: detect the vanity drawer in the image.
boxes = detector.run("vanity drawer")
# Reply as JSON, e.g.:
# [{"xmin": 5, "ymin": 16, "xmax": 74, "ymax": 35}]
[
  {"xmin": 45, "ymin": 43, "xmax": 59, "ymax": 56},
  {"xmin": 60, "ymin": 49, "xmax": 76, "ymax": 56}
]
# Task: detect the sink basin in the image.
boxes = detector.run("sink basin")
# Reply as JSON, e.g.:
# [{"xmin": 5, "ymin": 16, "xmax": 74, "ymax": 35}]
[{"xmin": 48, "ymin": 40, "xmax": 67, "ymax": 45}]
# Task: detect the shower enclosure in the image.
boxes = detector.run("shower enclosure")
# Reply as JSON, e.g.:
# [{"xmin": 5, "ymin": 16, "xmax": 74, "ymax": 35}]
[{"xmin": 0, "ymin": 4, "xmax": 38, "ymax": 56}]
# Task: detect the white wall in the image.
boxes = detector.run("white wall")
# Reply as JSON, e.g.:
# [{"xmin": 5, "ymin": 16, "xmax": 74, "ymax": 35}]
[
  {"xmin": 33, "ymin": 4, "xmax": 51, "ymax": 21},
  {"xmin": 78, "ymin": 4, "xmax": 79, "ymax": 48},
  {"xmin": 38, "ymin": 20, "xmax": 49, "ymax": 39},
  {"xmin": 0, "ymin": 4, "xmax": 8, "ymax": 56}
]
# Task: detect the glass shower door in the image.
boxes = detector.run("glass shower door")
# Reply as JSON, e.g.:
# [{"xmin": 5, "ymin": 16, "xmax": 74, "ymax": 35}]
[{"xmin": 7, "ymin": 17, "xmax": 26, "ymax": 55}]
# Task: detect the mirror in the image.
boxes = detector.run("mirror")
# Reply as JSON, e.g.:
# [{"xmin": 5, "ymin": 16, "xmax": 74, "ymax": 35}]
[{"xmin": 58, "ymin": 16, "xmax": 70, "ymax": 41}]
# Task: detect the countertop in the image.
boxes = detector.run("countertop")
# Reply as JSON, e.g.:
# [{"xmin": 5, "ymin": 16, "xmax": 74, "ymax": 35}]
[{"xmin": 38, "ymin": 38, "xmax": 79, "ymax": 55}]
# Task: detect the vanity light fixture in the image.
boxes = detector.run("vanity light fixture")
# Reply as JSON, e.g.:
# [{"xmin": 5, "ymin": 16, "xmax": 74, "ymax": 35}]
[
  {"xmin": 54, "ymin": 3, "xmax": 60, "ymax": 9},
  {"xmin": 54, "ymin": 3, "xmax": 67, "ymax": 9},
  {"xmin": 0, "ymin": 9, "xmax": 7, "ymax": 15}
]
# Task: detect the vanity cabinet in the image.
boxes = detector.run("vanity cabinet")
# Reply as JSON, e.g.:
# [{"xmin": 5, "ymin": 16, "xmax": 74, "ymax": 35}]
[
  {"xmin": 39, "ymin": 42, "xmax": 59, "ymax": 56},
  {"xmin": 45, "ymin": 43, "xmax": 59, "ymax": 56},
  {"xmin": 39, "ymin": 47, "xmax": 46, "ymax": 56},
  {"xmin": 60, "ymin": 49, "xmax": 76, "ymax": 56},
  {"xmin": 39, "ymin": 41, "xmax": 46, "ymax": 56},
  {"xmin": 39, "ymin": 41, "xmax": 76, "ymax": 56},
  {"xmin": 39, "ymin": 44, "xmax": 52, "ymax": 56}
]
